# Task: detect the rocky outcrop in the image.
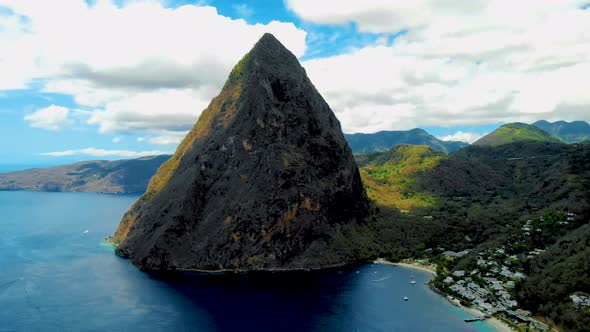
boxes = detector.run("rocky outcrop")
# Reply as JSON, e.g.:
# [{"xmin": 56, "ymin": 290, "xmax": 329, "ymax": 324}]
[{"xmin": 112, "ymin": 33, "xmax": 370, "ymax": 272}]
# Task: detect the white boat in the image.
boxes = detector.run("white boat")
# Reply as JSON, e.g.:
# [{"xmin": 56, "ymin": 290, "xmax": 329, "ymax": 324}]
[
  {"xmin": 410, "ymin": 280, "xmax": 417, "ymax": 285},
  {"xmin": 404, "ymin": 296, "xmax": 409, "ymax": 301}
]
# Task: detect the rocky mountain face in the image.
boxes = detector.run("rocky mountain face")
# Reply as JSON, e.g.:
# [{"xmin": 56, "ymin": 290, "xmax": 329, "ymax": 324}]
[
  {"xmin": 473, "ymin": 122, "xmax": 562, "ymax": 146},
  {"xmin": 345, "ymin": 128, "xmax": 467, "ymax": 154},
  {"xmin": 533, "ymin": 120, "xmax": 590, "ymax": 143},
  {"xmin": 0, "ymin": 155, "xmax": 170, "ymax": 194},
  {"xmin": 112, "ymin": 33, "xmax": 370, "ymax": 272}
]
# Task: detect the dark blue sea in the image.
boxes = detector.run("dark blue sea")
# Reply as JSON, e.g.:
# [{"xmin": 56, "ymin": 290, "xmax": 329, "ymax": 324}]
[{"xmin": 0, "ymin": 191, "xmax": 496, "ymax": 331}]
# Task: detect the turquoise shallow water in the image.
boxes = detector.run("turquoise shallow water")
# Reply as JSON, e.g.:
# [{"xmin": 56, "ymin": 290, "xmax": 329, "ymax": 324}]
[{"xmin": 0, "ymin": 191, "xmax": 496, "ymax": 331}]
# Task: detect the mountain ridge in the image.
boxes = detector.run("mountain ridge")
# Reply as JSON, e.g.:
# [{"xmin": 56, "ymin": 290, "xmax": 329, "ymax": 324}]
[
  {"xmin": 533, "ymin": 119, "xmax": 590, "ymax": 143},
  {"xmin": 0, "ymin": 155, "xmax": 170, "ymax": 194},
  {"xmin": 473, "ymin": 122, "xmax": 561, "ymax": 146},
  {"xmin": 345, "ymin": 128, "xmax": 467, "ymax": 153}
]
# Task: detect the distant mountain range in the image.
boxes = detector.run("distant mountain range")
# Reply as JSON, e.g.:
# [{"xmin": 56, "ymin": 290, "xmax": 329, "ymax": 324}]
[
  {"xmin": 473, "ymin": 122, "xmax": 562, "ymax": 146},
  {"xmin": 345, "ymin": 128, "xmax": 468, "ymax": 154},
  {"xmin": 533, "ymin": 120, "xmax": 590, "ymax": 143},
  {"xmin": 0, "ymin": 155, "xmax": 170, "ymax": 193},
  {"xmin": 2, "ymin": 121, "xmax": 588, "ymax": 194},
  {"xmin": 347, "ymin": 120, "xmax": 590, "ymax": 154}
]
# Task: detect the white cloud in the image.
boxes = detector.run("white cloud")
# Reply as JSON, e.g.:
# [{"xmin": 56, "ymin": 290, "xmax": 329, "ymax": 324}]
[
  {"xmin": 5, "ymin": 0, "xmax": 590, "ymax": 137},
  {"xmin": 147, "ymin": 130, "xmax": 189, "ymax": 145},
  {"xmin": 294, "ymin": 1, "xmax": 590, "ymax": 132},
  {"xmin": 287, "ymin": 1, "xmax": 589, "ymax": 34},
  {"xmin": 86, "ymin": 89, "xmax": 206, "ymax": 132},
  {"xmin": 24, "ymin": 105, "xmax": 72, "ymax": 130},
  {"xmin": 0, "ymin": 0, "xmax": 307, "ymax": 133},
  {"xmin": 287, "ymin": 0, "xmax": 437, "ymax": 33},
  {"xmin": 112, "ymin": 137, "xmax": 122, "ymax": 143},
  {"xmin": 40, "ymin": 147, "xmax": 170, "ymax": 158},
  {"xmin": 439, "ymin": 131, "xmax": 486, "ymax": 144}
]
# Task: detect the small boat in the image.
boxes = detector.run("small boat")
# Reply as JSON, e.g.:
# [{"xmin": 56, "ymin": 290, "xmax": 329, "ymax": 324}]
[
  {"xmin": 465, "ymin": 316, "xmax": 489, "ymax": 322},
  {"xmin": 404, "ymin": 297, "xmax": 409, "ymax": 301},
  {"xmin": 410, "ymin": 280, "xmax": 417, "ymax": 285}
]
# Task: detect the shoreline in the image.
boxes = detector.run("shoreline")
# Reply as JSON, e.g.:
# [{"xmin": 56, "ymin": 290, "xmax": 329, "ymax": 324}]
[
  {"xmin": 374, "ymin": 259, "xmax": 513, "ymax": 332},
  {"xmin": 374, "ymin": 259, "xmax": 437, "ymax": 275}
]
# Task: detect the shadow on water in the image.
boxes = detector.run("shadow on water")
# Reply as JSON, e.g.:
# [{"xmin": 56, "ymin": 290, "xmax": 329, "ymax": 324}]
[{"xmin": 147, "ymin": 266, "xmax": 360, "ymax": 332}]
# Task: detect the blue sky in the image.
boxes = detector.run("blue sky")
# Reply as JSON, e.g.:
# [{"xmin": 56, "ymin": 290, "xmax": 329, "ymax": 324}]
[{"xmin": 1, "ymin": 0, "xmax": 589, "ymax": 166}]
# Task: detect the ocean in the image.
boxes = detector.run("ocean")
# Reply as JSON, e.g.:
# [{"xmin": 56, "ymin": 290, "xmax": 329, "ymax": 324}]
[{"xmin": 0, "ymin": 191, "xmax": 496, "ymax": 331}]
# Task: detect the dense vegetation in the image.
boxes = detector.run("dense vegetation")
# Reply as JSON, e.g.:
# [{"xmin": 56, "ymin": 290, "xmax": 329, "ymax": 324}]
[
  {"xmin": 358, "ymin": 145, "xmax": 444, "ymax": 210},
  {"xmin": 365, "ymin": 141, "xmax": 590, "ymax": 331},
  {"xmin": 345, "ymin": 128, "xmax": 467, "ymax": 153},
  {"xmin": 518, "ymin": 223, "xmax": 590, "ymax": 331},
  {"xmin": 473, "ymin": 122, "xmax": 562, "ymax": 146}
]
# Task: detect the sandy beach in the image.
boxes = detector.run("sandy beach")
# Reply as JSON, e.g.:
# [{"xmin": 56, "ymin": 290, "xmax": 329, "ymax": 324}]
[
  {"xmin": 375, "ymin": 259, "xmax": 438, "ymax": 275},
  {"xmin": 374, "ymin": 259, "xmax": 514, "ymax": 332}
]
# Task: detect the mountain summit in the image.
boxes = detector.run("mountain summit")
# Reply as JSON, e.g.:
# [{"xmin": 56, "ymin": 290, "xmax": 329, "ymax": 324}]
[
  {"xmin": 473, "ymin": 122, "xmax": 561, "ymax": 147},
  {"xmin": 111, "ymin": 33, "xmax": 370, "ymax": 271}
]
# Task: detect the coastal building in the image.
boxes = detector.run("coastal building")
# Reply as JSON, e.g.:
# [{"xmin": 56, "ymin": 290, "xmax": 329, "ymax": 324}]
[
  {"xmin": 570, "ymin": 293, "xmax": 590, "ymax": 307},
  {"xmin": 506, "ymin": 310, "xmax": 529, "ymax": 323},
  {"xmin": 443, "ymin": 250, "xmax": 470, "ymax": 258},
  {"xmin": 434, "ymin": 211, "xmax": 580, "ymax": 329},
  {"xmin": 452, "ymin": 270, "xmax": 466, "ymax": 277},
  {"xmin": 491, "ymin": 282, "xmax": 503, "ymax": 291},
  {"xmin": 505, "ymin": 310, "xmax": 550, "ymax": 331}
]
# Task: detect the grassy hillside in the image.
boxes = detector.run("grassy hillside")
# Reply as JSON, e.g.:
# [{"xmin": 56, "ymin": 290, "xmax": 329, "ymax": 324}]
[
  {"xmin": 358, "ymin": 145, "xmax": 445, "ymax": 210},
  {"xmin": 473, "ymin": 122, "xmax": 562, "ymax": 146},
  {"xmin": 0, "ymin": 155, "xmax": 170, "ymax": 193},
  {"xmin": 345, "ymin": 128, "xmax": 467, "ymax": 153}
]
